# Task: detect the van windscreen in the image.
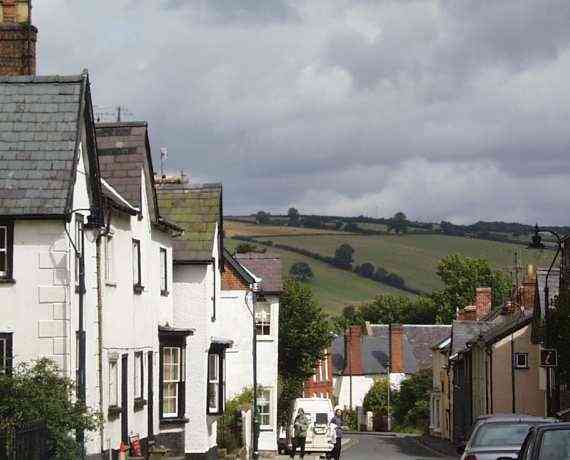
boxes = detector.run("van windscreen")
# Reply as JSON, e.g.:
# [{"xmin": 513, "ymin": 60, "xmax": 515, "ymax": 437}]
[{"xmin": 315, "ymin": 413, "xmax": 328, "ymax": 425}]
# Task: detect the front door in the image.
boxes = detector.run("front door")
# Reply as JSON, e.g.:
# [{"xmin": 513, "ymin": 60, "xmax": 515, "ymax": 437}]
[{"xmin": 121, "ymin": 354, "xmax": 128, "ymax": 444}]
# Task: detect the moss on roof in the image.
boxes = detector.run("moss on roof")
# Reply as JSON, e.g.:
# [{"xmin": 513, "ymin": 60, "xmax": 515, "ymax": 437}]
[{"xmin": 157, "ymin": 183, "xmax": 222, "ymax": 261}]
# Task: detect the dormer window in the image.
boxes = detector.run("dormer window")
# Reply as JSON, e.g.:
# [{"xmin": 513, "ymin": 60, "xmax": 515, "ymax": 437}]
[{"xmin": 0, "ymin": 222, "xmax": 14, "ymax": 281}]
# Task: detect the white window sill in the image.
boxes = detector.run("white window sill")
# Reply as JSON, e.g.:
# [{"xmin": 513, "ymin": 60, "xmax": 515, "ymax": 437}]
[
  {"xmin": 257, "ymin": 336, "xmax": 274, "ymax": 342},
  {"xmin": 260, "ymin": 426, "xmax": 274, "ymax": 432},
  {"xmin": 105, "ymin": 281, "xmax": 117, "ymax": 287}
]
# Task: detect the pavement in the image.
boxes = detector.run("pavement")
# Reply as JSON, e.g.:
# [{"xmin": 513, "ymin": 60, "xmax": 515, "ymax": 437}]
[{"xmin": 278, "ymin": 433, "xmax": 458, "ymax": 459}]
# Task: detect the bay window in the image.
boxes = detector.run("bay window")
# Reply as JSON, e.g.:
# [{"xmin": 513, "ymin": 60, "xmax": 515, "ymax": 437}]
[{"xmin": 159, "ymin": 326, "xmax": 191, "ymax": 423}]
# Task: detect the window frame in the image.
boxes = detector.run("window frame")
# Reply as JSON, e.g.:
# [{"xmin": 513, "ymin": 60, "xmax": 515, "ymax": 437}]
[
  {"xmin": 158, "ymin": 329, "xmax": 189, "ymax": 423},
  {"xmin": 255, "ymin": 303, "xmax": 271, "ymax": 337},
  {"xmin": 104, "ymin": 233, "xmax": 115, "ymax": 285},
  {"xmin": 109, "ymin": 357, "xmax": 119, "ymax": 408},
  {"xmin": 74, "ymin": 214, "xmax": 84, "ymax": 286},
  {"xmin": 134, "ymin": 351, "xmax": 144, "ymax": 405},
  {"xmin": 0, "ymin": 333, "xmax": 13, "ymax": 375},
  {"xmin": 257, "ymin": 387, "xmax": 272, "ymax": 430},
  {"xmin": 160, "ymin": 247, "xmax": 168, "ymax": 296},
  {"xmin": 132, "ymin": 239, "xmax": 143, "ymax": 293},
  {"xmin": 514, "ymin": 352, "xmax": 529, "ymax": 369},
  {"xmin": 207, "ymin": 348, "xmax": 226, "ymax": 415},
  {"xmin": 0, "ymin": 221, "xmax": 14, "ymax": 282}
]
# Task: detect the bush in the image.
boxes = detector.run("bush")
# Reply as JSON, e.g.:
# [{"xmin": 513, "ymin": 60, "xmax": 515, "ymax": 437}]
[
  {"xmin": 363, "ymin": 378, "xmax": 390, "ymax": 417},
  {"xmin": 0, "ymin": 359, "xmax": 101, "ymax": 459},
  {"xmin": 343, "ymin": 408, "xmax": 358, "ymax": 431},
  {"xmin": 217, "ymin": 388, "xmax": 253, "ymax": 453},
  {"xmin": 289, "ymin": 262, "xmax": 314, "ymax": 282},
  {"xmin": 392, "ymin": 370, "xmax": 431, "ymax": 431},
  {"xmin": 355, "ymin": 262, "xmax": 375, "ymax": 278},
  {"xmin": 236, "ymin": 243, "xmax": 257, "ymax": 253}
]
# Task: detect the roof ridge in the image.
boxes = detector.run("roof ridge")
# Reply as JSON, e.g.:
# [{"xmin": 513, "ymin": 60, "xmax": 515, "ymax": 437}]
[{"xmin": 0, "ymin": 75, "xmax": 84, "ymax": 83}]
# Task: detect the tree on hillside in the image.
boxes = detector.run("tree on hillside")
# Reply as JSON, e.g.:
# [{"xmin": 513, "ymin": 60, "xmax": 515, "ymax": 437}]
[
  {"xmin": 302, "ymin": 215, "xmax": 324, "ymax": 229},
  {"xmin": 431, "ymin": 253, "xmax": 512, "ymax": 323},
  {"xmin": 0, "ymin": 359, "xmax": 100, "ymax": 459},
  {"xmin": 334, "ymin": 243, "xmax": 355, "ymax": 269},
  {"xmin": 356, "ymin": 262, "xmax": 376, "ymax": 278},
  {"xmin": 289, "ymin": 262, "xmax": 314, "ymax": 282},
  {"xmin": 360, "ymin": 294, "xmax": 438, "ymax": 325},
  {"xmin": 255, "ymin": 211, "xmax": 271, "ymax": 225},
  {"xmin": 236, "ymin": 242, "xmax": 258, "ymax": 254},
  {"xmin": 287, "ymin": 207, "xmax": 300, "ymax": 226},
  {"xmin": 388, "ymin": 212, "xmax": 408, "ymax": 234},
  {"xmin": 278, "ymin": 280, "xmax": 334, "ymax": 426}
]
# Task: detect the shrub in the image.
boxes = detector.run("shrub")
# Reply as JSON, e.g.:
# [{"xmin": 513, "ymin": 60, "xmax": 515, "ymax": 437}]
[
  {"xmin": 289, "ymin": 262, "xmax": 314, "ymax": 282},
  {"xmin": 217, "ymin": 388, "xmax": 253, "ymax": 453}
]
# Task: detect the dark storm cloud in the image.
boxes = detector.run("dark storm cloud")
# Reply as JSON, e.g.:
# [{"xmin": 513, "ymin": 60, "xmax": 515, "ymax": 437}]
[{"xmin": 33, "ymin": 0, "xmax": 570, "ymax": 224}]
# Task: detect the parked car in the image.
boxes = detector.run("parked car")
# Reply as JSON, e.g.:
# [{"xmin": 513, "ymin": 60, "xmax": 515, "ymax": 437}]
[
  {"xmin": 458, "ymin": 414, "xmax": 557, "ymax": 460},
  {"xmin": 515, "ymin": 423, "xmax": 570, "ymax": 460},
  {"xmin": 286, "ymin": 398, "xmax": 335, "ymax": 455}
]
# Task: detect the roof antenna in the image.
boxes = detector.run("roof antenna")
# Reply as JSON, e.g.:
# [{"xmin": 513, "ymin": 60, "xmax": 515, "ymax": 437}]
[{"xmin": 160, "ymin": 147, "xmax": 168, "ymax": 178}]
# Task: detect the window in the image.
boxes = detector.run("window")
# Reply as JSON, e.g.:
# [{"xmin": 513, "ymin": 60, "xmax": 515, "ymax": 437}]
[
  {"xmin": 75, "ymin": 214, "xmax": 84, "ymax": 284},
  {"xmin": 105, "ymin": 234, "xmax": 115, "ymax": 283},
  {"xmin": 134, "ymin": 351, "xmax": 143, "ymax": 401},
  {"xmin": 322, "ymin": 357, "xmax": 328, "ymax": 382},
  {"xmin": 207, "ymin": 349, "xmax": 226, "ymax": 415},
  {"xmin": 162, "ymin": 347, "xmax": 184, "ymax": 418},
  {"xmin": 132, "ymin": 239, "xmax": 142, "ymax": 293},
  {"xmin": 109, "ymin": 359, "xmax": 118, "ymax": 407},
  {"xmin": 514, "ymin": 352, "xmax": 529, "ymax": 369},
  {"xmin": 257, "ymin": 388, "xmax": 272, "ymax": 429},
  {"xmin": 0, "ymin": 333, "xmax": 13, "ymax": 375},
  {"xmin": 255, "ymin": 304, "xmax": 271, "ymax": 336},
  {"xmin": 539, "ymin": 429, "xmax": 570, "ymax": 460},
  {"xmin": 160, "ymin": 248, "xmax": 168, "ymax": 295},
  {"xmin": 0, "ymin": 222, "xmax": 14, "ymax": 281}
]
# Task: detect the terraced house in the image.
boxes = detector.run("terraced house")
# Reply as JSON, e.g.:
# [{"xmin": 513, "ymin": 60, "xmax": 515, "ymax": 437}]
[{"xmin": 0, "ymin": 5, "xmax": 281, "ymax": 459}]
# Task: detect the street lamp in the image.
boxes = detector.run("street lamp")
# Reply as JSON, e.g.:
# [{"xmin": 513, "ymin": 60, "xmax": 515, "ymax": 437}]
[{"xmin": 528, "ymin": 224, "xmax": 563, "ymax": 415}]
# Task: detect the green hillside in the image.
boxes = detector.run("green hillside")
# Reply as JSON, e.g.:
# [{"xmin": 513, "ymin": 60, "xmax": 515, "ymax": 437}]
[
  {"xmin": 225, "ymin": 238, "xmax": 410, "ymax": 313},
  {"xmin": 245, "ymin": 233, "xmax": 551, "ymax": 294}
]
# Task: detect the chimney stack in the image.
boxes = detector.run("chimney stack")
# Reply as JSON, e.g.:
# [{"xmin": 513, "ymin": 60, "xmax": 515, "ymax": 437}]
[
  {"xmin": 475, "ymin": 287, "xmax": 492, "ymax": 320},
  {"xmin": 0, "ymin": 0, "xmax": 37, "ymax": 76},
  {"xmin": 390, "ymin": 324, "xmax": 404, "ymax": 373},
  {"xmin": 345, "ymin": 325, "xmax": 363, "ymax": 375}
]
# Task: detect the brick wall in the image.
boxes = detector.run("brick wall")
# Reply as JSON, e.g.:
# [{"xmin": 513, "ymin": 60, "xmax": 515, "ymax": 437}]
[
  {"xmin": 0, "ymin": 1, "xmax": 36, "ymax": 76},
  {"xmin": 390, "ymin": 324, "xmax": 404, "ymax": 373},
  {"xmin": 345, "ymin": 325, "xmax": 363, "ymax": 375},
  {"xmin": 475, "ymin": 287, "xmax": 492, "ymax": 319},
  {"xmin": 221, "ymin": 262, "xmax": 249, "ymax": 290},
  {"xmin": 304, "ymin": 353, "xmax": 334, "ymax": 398}
]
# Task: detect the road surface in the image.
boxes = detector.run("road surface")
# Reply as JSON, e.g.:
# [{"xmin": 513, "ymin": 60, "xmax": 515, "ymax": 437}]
[{"xmin": 282, "ymin": 433, "xmax": 458, "ymax": 460}]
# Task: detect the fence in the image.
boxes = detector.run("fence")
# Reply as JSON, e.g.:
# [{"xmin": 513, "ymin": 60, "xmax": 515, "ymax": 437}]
[{"xmin": 0, "ymin": 422, "xmax": 49, "ymax": 460}]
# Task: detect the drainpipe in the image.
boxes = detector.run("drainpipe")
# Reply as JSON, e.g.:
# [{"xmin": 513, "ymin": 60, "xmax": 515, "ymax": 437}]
[
  {"xmin": 96, "ymin": 210, "xmax": 111, "ymax": 455},
  {"xmin": 511, "ymin": 334, "xmax": 516, "ymax": 414}
]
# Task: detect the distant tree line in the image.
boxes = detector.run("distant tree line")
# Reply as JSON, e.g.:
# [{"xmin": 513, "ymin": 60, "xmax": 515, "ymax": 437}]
[{"xmin": 232, "ymin": 236, "xmax": 420, "ymax": 294}]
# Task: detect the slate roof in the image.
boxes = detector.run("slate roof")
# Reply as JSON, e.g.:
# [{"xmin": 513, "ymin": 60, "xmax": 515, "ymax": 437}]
[
  {"xmin": 0, "ymin": 75, "xmax": 86, "ymax": 217},
  {"xmin": 332, "ymin": 326, "xmax": 418, "ymax": 376},
  {"xmin": 450, "ymin": 320, "xmax": 493, "ymax": 356},
  {"xmin": 236, "ymin": 252, "xmax": 282, "ymax": 294},
  {"xmin": 481, "ymin": 310, "xmax": 533, "ymax": 345},
  {"xmin": 403, "ymin": 325, "xmax": 452, "ymax": 370},
  {"xmin": 156, "ymin": 183, "xmax": 222, "ymax": 261}
]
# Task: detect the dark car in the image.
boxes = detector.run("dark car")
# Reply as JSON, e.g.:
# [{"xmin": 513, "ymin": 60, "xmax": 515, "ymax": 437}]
[
  {"xmin": 515, "ymin": 423, "xmax": 570, "ymax": 460},
  {"xmin": 459, "ymin": 415, "xmax": 558, "ymax": 460}
]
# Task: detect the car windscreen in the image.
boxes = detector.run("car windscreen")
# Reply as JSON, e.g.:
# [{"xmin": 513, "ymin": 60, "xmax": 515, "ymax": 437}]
[
  {"xmin": 315, "ymin": 413, "xmax": 328, "ymax": 425},
  {"xmin": 471, "ymin": 423, "xmax": 534, "ymax": 447},
  {"xmin": 539, "ymin": 429, "xmax": 570, "ymax": 460}
]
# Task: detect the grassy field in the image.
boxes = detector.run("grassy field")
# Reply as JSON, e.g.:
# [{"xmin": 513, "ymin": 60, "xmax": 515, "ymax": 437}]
[
  {"xmin": 225, "ymin": 238, "xmax": 410, "ymax": 313},
  {"xmin": 246, "ymin": 233, "xmax": 552, "ymax": 294},
  {"xmin": 225, "ymin": 219, "xmax": 348, "ymax": 237}
]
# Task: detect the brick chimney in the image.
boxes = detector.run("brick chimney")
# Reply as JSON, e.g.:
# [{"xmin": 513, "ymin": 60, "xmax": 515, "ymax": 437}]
[
  {"xmin": 390, "ymin": 324, "xmax": 404, "ymax": 373},
  {"xmin": 519, "ymin": 265, "xmax": 537, "ymax": 313},
  {"xmin": 0, "ymin": 0, "xmax": 37, "ymax": 76},
  {"xmin": 475, "ymin": 287, "xmax": 492, "ymax": 320},
  {"xmin": 345, "ymin": 325, "xmax": 363, "ymax": 375}
]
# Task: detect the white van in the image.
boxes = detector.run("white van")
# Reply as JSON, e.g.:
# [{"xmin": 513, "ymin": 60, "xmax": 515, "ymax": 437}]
[{"xmin": 288, "ymin": 398, "xmax": 334, "ymax": 455}]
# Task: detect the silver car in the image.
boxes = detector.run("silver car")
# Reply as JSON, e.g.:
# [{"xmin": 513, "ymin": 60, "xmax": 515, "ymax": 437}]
[{"xmin": 458, "ymin": 415, "xmax": 557, "ymax": 460}]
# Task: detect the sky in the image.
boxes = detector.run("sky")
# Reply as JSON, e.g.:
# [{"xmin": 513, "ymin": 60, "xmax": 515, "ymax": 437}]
[{"xmin": 35, "ymin": 0, "xmax": 570, "ymax": 224}]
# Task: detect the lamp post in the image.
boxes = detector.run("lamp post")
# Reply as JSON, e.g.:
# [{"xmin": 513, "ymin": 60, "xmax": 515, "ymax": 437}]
[{"xmin": 528, "ymin": 224, "xmax": 563, "ymax": 415}]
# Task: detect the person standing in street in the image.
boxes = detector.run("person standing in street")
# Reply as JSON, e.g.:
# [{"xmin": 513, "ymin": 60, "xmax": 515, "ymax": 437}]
[
  {"xmin": 329, "ymin": 408, "xmax": 343, "ymax": 460},
  {"xmin": 290, "ymin": 408, "xmax": 310, "ymax": 459}
]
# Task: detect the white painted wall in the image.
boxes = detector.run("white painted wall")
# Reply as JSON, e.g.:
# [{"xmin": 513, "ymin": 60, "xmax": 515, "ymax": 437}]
[{"xmin": 335, "ymin": 373, "xmax": 408, "ymax": 409}]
